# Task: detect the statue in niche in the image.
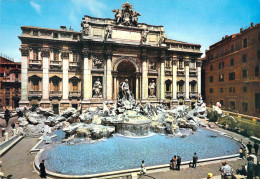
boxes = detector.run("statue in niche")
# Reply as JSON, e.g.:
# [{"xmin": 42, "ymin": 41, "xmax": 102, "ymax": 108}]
[
  {"xmin": 92, "ymin": 78, "xmax": 102, "ymax": 97},
  {"xmin": 149, "ymin": 80, "xmax": 156, "ymax": 97},
  {"xmin": 142, "ymin": 29, "xmax": 149, "ymax": 44},
  {"xmin": 81, "ymin": 20, "xmax": 89, "ymax": 36},
  {"xmin": 132, "ymin": 11, "xmax": 141, "ymax": 26},
  {"xmin": 149, "ymin": 59, "xmax": 156, "ymax": 70},
  {"xmin": 92, "ymin": 56, "xmax": 102, "ymax": 69},
  {"xmin": 105, "ymin": 25, "xmax": 112, "ymax": 39}
]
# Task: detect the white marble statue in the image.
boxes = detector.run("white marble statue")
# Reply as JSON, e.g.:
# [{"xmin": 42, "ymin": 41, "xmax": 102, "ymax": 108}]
[
  {"xmin": 92, "ymin": 78, "xmax": 102, "ymax": 97},
  {"xmin": 149, "ymin": 80, "xmax": 156, "ymax": 97}
]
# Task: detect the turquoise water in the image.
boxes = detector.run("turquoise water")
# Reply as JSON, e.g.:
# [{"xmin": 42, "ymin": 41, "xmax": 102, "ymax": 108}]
[{"xmin": 40, "ymin": 128, "xmax": 241, "ymax": 175}]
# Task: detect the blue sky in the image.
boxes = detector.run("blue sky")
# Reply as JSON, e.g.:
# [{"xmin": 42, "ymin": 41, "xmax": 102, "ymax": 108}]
[{"xmin": 0, "ymin": 0, "xmax": 259, "ymax": 62}]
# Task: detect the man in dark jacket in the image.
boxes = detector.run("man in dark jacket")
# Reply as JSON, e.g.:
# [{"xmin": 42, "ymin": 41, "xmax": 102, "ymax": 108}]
[
  {"xmin": 177, "ymin": 155, "xmax": 181, "ymax": 170},
  {"xmin": 4, "ymin": 109, "xmax": 10, "ymax": 127},
  {"xmin": 247, "ymin": 142, "xmax": 253, "ymax": 154},
  {"xmin": 193, "ymin": 152, "xmax": 198, "ymax": 168}
]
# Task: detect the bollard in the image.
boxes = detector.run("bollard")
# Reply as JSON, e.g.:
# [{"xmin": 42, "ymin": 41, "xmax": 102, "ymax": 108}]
[
  {"xmin": 4, "ymin": 132, "xmax": 8, "ymax": 141},
  {"xmin": 12, "ymin": 129, "xmax": 17, "ymax": 136}
]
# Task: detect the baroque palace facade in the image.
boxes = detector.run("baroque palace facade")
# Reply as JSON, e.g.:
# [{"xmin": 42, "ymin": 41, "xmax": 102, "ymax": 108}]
[
  {"xmin": 19, "ymin": 3, "xmax": 202, "ymax": 113},
  {"xmin": 204, "ymin": 22, "xmax": 260, "ymax": 117}
]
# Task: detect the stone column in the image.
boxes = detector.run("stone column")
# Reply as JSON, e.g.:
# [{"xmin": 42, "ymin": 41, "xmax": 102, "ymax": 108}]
[
  {"xmin": 136, "ymin": 75, "xmax": 139, "ymax": 100},
  {"xmin": 19, "ymin": 48, "xmax": 30, "ymax": 107},
  {"xmin": 81, "ymin": 49, "xmax": 91, "ymax": 109},
  {"xmin": 141, "ymin": 55, "xmax": 148, "ymax": 100},
  {"xmin": 196, "ymin": 59, "xmax": 202, "ymax": 96},
  {"xmin": 40, "ymin": 49, "xmax": 50, "ymax": 108},
  {"xmin": 105, "ymin": 52, "xmax": 112, "ymax": 101},
  {"xmin": 60, "ymin": 52, "xmax": 70, "ymax": 109},
  {"xmin": 184, "ymin": 56, "xmax": 190, "ymax": 104},
  {"xmin": 172, "ymin": 56, "xmax": 178, "ymax": 105},
  {"xmin": 160, "ymin": 58, "xmax": 165, "ymax": 100},
  {"xmin": 113, "ymin": 75, "xmax": 117, "ymax": 100}
]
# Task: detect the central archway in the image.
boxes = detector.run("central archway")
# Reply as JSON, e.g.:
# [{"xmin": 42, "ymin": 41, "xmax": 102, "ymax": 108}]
[{"xmin": 117, "ymin": 60, "xmax": 136, "ymax": 98}]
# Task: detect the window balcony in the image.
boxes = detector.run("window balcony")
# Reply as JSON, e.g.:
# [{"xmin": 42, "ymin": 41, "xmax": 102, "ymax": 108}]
[
  {"xmin": 189, "ymin": 92, "xmax": 198, "ymax": 99},
  {"xmin": 28, "ymin": 90, "xmax": 42, "ymax": 100},
  {"xmin": 69, "ymin": 61, "xmax": 80, "ymax": 71},
  {"xmin": 49, "ymin": 91, "xmax": 62, "ymax": 100},
  {"xmin": 50, "ymin": 60, "xmax": 62, "ymax": 70},
  {"xmin": 69, "ymin": 91, "xmax": 81, "ymax": 100},
  {"xmin": 177, "ymin": 91, "xmax": 185, "ymax": 99},
  {"xmin": 165, "ymin": 91, "xmax": 172, "ymax": 98},
  {"xmin": 29, "ymin": 59, "xmax": 42, "ymax": 70}
]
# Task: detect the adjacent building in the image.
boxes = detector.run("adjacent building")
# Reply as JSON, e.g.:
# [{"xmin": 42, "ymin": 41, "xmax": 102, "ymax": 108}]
[
  {"xmin": 0, "ymin": 55, "xmax": 21, "ymax": 109},
  {"xmin": 203, "ymin": 22, "xmax": 260, "ymax": 117},
  {"xmin": 19, "ymin": 3, "xmax": 202, "ymax": 113}
]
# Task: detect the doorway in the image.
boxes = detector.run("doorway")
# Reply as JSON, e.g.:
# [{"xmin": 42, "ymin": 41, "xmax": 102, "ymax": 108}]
[{"xmin": 53, "ymin": 104, "xmax": 59, "ymax": 114}]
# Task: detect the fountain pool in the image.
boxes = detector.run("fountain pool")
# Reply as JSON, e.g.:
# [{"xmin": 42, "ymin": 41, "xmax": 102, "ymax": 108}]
[{"xmin": 38, "ymin": 128, "xmax": 241, "ymax": 175}]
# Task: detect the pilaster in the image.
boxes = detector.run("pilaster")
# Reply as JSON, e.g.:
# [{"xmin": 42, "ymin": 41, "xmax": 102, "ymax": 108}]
[
  {"xmin": 105, "ymin": 52, "xmax": 112, "ymax": 101},
  {"xmin": 141, "ymin": 55, "xmax": 148, "ymax": 100},
  {"xmin": 184, "ymin": 56, "xmax": 190, "ymax": 103},
  {"xmin": 81, "ymin": 49, "xmax": 91, "ymax": 109},
  {"xmin": 60, "ymin": 51, "xmax": 70, "ymax": 108},
  {"xmin": 40, "ymin": 48, "xmax": 50, "ymax": 108},
  {"xmin": 160, "ymin": 57, "xmax": 165, "ymax": 100},
  {"xmin": 172, "ymin": 55, "xmax": 178, "ymax": 104},
  {"xmin": 196, "ymin": 59, "xmax": 202, "ymax": 96}
]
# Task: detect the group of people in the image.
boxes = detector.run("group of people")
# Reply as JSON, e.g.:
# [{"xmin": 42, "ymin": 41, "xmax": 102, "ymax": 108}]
[
  {"xmin": 170, "ymin": 153, "xmax": 198, "ymax": 171},
  {"xmin": 246, "ymin": 141, "xmax": 259, "ymax": 155}
]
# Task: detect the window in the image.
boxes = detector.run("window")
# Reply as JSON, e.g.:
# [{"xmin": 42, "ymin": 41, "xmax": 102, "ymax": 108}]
[
  {"xmin": 229, "ymin": 87, "xmax": 232, "ymax": 93},
  {"xmin": 178, "ymin": 61, "xmax": 184, "ymax": 69},
  {"xmin": 243, "ymin": 86, "xmax": 247, "ymax": 92},
  {"xmin": 209, "ymin": 88, "xmax": 213, "ymax": 93},
  {"xmin": 220, "ymin": 100, "xmax": 224, "ymax": 106},
  {"xmin": 242, "ymin": 69, "xmax": 247, "ymax": 78},
  {"xmin": 210, "ymin": 65, "xmax": 213, "ymax": 71},
  {"xmin": 230, "ymin": 101, "xmax": 236, "ymax": 110},
  {"xmin": 242, "ymin": 54, "xmax": 247, "ymax": 63},
  {"xmin": 233, "ymin": 87, "xmax": 235, "ymax": 93},
  {"xmin": 243, "ymin": 38, "xmax": 248, "ymax": 48},
  {"xmin": 229, "ymin": 72, "xmax": 235, "ymax": 80},
  {"xmin": 209, "ymin": 76, "xmax": 214, "ymax": 83},
  {"xmin": 54, "ymin": 51, "xmax": 59, "ymax": 61},
  {"xmin": 218, "ymin": 62, "xmax": 224, "ymax": 69},
  {"xmin": 72, "ymin": 82, "xmax": 78, "ymax": 92},
  {"xmin": 255, "ymin": 66, "xmax": 259, "ymax": 76},
  {"xmin": 5, "ymin": 98, "xmax": 9, "ymax": 106},
  {"xmin": 33, "ymin": 31, "xmax": 38, "ymax": 36},
  {"xmin": 220, "ymin": 88, "xmax": 223, "ymax": 93},
  {"xmin": 219, "ymin": 74, "xmax": 224, "ymax": 82},
  {"xmin": 53, "ymin": 33, "xmax": 58, "ymax": 38},
  {"xmin": 231, "ymin": 44, "xmax": 234, "ymax": 52},
  {"xmin": 33, "ymin": 49, "xmax": 38, "ymax": 60},
  {"xmin": 219, "ymin": 63, "xmax": 221, "ymax": 69},
  {"xmin": 73, "ymin": 53, "xmax": 79, "ymax": 62},
  {"xmin": 230, "ymin": 58, "xmax": 234, "ymax": 66},
  {"xmin": 242, "ymin": 102, "xmax": 248, "ymax": 112}
]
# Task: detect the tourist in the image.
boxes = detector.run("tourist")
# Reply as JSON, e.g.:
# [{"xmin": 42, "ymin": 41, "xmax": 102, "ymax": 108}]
[
  {"xmin": 239, "ymin": 148, "xmax": 243, "ymax": 158},
  {"xmin": 247, "ymin": 158, "xmax": 255, "ymax": 179},
  {"xmin": 219, "ymin": 161, "xmax": 233, "ymax": 179},
  {"xmin": 192, "ymin": 152, "xmax": 198, "ymax": 168},
  {"xmin": 140, "ymin": 160, "xmax": 146, "ymax": 175},
  {"xmin": 39, "ymin": 160, "xmax": 47, "ymax": 178},
  {"xmin": 4, "ymin": 109, "xmax": 10, "ymax": 127},
  {"xmin": 247, "ymin": 142, "xmax": 253, "ymax": 154},
  {"xmin": 254, "ymin": 143, "xmax": 259, "ymax": 156},
  {"xmin": 177, "ymin": 155, "xmax": 181, "ymax": 170},
  {"xmin": 170, "ymin": 155, "xmax": 177, "ymax": 170},
  {"xmin": 243, "ymin": 148, "xmax": 248, "ymax": 159}
]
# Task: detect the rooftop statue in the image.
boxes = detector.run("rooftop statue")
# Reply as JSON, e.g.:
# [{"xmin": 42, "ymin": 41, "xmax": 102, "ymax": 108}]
[{"xmin": 112, "ymin": 2, "xmax": 141, "ymax": 26}]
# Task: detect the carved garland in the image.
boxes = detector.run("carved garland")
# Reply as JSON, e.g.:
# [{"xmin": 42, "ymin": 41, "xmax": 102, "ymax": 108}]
[
  {"xmin": 82, "ymin": 49, "xmax": 91, "ymax": 58},
  {"xmin": 20, "ymin": 48, "xmax": 29, "ymax": 56},
  {"xmin": 61, "ymin": 52, "xmax": 69, "ymax": 59},
  {"xmin": 41, "ymin": 49, "xmax": 50, "ymax": 58}
]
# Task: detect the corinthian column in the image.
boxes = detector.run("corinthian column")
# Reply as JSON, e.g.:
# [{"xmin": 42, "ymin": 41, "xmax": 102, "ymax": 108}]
[
  {"xmin": 184, "ymin": 56, "xmax": 190, "ymax": 103},
  {"xmin": 19, "ymin": 48, "xmax": 30, "ymax": 107},
  {"xmin": 160, "ymin": 58, "xmax": 165, "ymax": 100},
  {"xmin": 172, "ymin": 56, "xmax": 178, "ymax": 105},
  {"xmin": 40, "ymin": 48, "xmax": 50, "ymax": 108},
  {"xmin": 81, "ymin": 49, "xmax": 91, "ymax": 109},
  {"xmin": 61, "ymin": 52, "xmax": 69, "ymax": 101},
  {"xmin": 196, "ymin": 59, "xmax": 202, "ymax": 96},
  {"xmin": 105, "ymin": 52, "xmax": 112, "ymax": 101},
  {"xmin": 141, "ymin": 55, "xmax": 148, "ymax": 100}
]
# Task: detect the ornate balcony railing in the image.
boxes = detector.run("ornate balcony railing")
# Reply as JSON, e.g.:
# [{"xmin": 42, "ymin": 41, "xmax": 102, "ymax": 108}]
[
  {"xmin": 29, "ymin": 59, "xmax": 42, "ymax": 70},
  {"xmin": 49, "ymin": 91, "xmax": 62, "ymax": 100},
  {"xmin": 189, "ymin": 92, "xmax": 198, "ymax": 99},
  {"xmin": 165, "ymin": 91, "xmax": 172, "ymax": 98},
  {"xmin": 50, "ymin": 60, "xmax": 62, "ymax": 70},
  {"xmin": 177, "ymin": 91, "xmax": 185, "ymax": 99},
  {"xmin": 69, "ymin": 61, "xmax": 80, "ymax": 71},
  {"xmin": 28, "ymin": 90, "xmax": 42, "ymax": 100},
  {"xmin": 69, "ymin": 91, "xmax": 81, "ymax": 100}
]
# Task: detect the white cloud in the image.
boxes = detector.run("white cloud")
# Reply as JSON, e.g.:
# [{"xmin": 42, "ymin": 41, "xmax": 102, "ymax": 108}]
[
  {"xmin": 71, "ymin": 0, "xmax": 107, "ymax": 18},
  {"xmin": 30, "ymin": 1, "xmax": 41, "ymax": 14}
]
